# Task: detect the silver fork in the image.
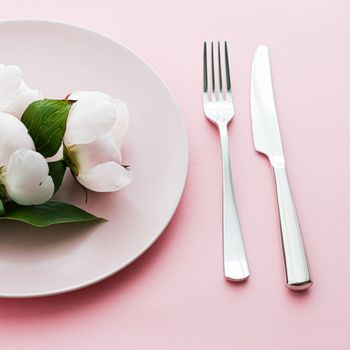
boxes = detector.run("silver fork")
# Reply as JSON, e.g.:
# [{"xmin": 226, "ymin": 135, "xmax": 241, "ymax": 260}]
[{"xmin": 203, "ymin": 41, "xmax": 249, "ymax": 281}]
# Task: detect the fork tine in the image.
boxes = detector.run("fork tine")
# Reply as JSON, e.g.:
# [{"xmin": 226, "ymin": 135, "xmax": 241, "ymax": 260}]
[
  {"xmin": 211, "ymin": 42, "xmax": 215, "ymax": 95},
  {"xmin": 224, "ymin": 41, "xmax": 231, "ymax": 92},
  {"xmin": 217, "ymin": 42, "xmax": 223, "ymax": 92},
  {"xmin": 203, "ymin": 42, "xmax": 208, "ymax": 93}
]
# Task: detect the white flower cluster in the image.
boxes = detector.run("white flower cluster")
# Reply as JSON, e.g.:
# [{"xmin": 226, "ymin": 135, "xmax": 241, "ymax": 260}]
[{"xmin": 0, "ymin": 65, "xmax": 132, "ymax": 206}]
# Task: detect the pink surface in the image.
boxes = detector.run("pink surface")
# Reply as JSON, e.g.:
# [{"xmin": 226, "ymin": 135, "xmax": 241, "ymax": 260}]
[{"xmin": 0, "ymin": 0, "xmax": 349, "ymax": 349}]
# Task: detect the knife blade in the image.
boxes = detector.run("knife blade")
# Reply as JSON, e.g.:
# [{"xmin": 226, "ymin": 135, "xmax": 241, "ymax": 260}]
[
  {"xmin": 250, "ymin": 45, "xmax": 312, "ymax": 290},
  {"xmin": 251, "ymin": 45, "xmax": 283, "ymax": 162}
]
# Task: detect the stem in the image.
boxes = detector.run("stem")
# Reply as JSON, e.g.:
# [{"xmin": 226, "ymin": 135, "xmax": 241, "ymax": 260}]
[{"xmin": 0, "ymin": 200, "xmax": 5, "ymax": 216}]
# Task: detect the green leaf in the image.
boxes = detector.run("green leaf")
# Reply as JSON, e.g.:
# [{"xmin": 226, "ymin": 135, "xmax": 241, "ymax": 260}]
[
  {"xmin": 0, "ymin": 200, "xmax": 104, "ymax": 228},
  {"xmin": 0, "ymin": 200, "xmax": 5, "ymax": 216},
  {"xmin": 48, "ymin": 160, "xmax": 67, "ymax": 193},
  {"xmin": 21, "ymin": 99, "xmax": 74, "ymax": 158}
]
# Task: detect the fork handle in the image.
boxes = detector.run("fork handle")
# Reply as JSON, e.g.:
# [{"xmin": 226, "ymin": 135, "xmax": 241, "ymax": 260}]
[
  {"xmin": 218, "ymin": 123, "xmax": 249, "ymax": 281},
  {"xmin": 272, "ymin": 164, "xmax": 312, "ymax": 290}
]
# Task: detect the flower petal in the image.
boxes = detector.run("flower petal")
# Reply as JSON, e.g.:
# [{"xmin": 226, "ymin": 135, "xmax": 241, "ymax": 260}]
[
  {"xmin": 5, "ymin": 82, "xmax": 42, "ymax": 118},
  {"xmin": 0, "ymin": 112, "xmax": 35, "ymax": 166},
  {"xmin": 64, "ymin": 91, "xmax": 118, "ymax": 145},
  {"xmin": 0, "ymin": 65, "xmax": 22, "ymax": 111},
  {"xmin": 68, "ymin": 132, "xmax": 122, "ymax": 174},
  {"xmin": 69, "ymin": 91, "xmax": 112, "ymax": 105},
  {"xmin": 5, "ymin": 149, "xmax": 54, "ymax": 205},
  {"xmin": 111, "ymin": 99, "xmax": 129, "ymax": 148},
  {"xmin": 77, "ymin": 161, "xmax": 133, "ymax": 192}
]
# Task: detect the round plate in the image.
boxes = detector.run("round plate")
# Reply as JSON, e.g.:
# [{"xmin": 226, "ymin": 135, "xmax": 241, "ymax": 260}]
[{"xmin": 0, "ymin": 20, "xmax": 188, "ymax": 297}]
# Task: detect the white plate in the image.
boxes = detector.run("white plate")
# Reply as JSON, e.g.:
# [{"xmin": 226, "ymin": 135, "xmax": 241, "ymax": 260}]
[{"xmin": 0, "ymin": 20, "xmax": 188, "ymax": 297}]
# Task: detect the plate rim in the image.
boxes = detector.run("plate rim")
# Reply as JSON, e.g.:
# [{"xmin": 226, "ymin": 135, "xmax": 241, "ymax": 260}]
[{"xmin": 0, "ymin": 18, "xmax": 189, "ymax": 298}]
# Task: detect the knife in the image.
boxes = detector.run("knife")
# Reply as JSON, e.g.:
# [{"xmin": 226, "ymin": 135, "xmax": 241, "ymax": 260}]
[{"xmin": 250, "ymin": 45, "xmax": 312, "ymax": 291}]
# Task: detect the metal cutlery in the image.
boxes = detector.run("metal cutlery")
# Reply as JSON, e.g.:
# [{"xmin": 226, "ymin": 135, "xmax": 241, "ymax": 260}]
[
  {"xmin": 203, "ymin": 41, "xmax": 249, "ymax": 281},
  {"xmin": 250, "ymin": 45, "xmax": 312, "ymax": 290}
]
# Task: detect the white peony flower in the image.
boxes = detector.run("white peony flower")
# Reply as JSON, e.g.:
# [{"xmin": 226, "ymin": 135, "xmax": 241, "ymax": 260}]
[
  {"xmin": 4, "ymin": 150, "xmax": 54, "ymax": 205},
  {"xmin": 64, "ymin": 91, "xmax": 133, "ymax": 192},
  {"xmin": 0, "ymin": 112, "xmax": 54, "ymax": 205},
  {"xmin": 0, "ymin": 64, "xmax": 42, "ymax": 118}
]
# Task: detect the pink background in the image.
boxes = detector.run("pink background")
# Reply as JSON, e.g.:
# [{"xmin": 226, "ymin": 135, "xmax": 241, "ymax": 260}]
[{"xmin": 1, "ymin": 0, "xmax": 350, "ymax": 349}]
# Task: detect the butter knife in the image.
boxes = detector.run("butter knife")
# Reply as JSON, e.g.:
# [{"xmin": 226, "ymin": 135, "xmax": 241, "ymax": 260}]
[{"xmin": 250, "ymin": 45, "xmax": 312, "ymax": 291}]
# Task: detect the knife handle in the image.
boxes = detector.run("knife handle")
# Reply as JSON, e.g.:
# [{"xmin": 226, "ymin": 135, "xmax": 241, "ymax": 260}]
[
  {"xmin": 219, "ymin": 124, "xmax": 249, "ymax": 281},
  {"xmin": 272, "ymin": 164, "xmax": 312, "ymax": 291}
]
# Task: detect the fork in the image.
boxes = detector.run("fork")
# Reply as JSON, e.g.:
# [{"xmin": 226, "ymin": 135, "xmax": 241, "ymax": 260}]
[{"xmin": 203, "ymin": 41, "xmax": 249, "ymax": 281}]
